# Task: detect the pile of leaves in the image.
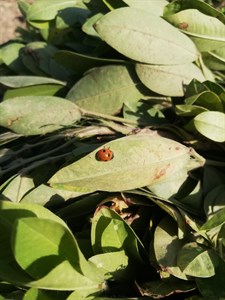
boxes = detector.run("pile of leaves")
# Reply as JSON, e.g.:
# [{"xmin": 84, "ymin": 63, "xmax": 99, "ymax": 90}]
[{"xmin": 0, "ymin": 0, "xmax": 225, "ymax": 299}]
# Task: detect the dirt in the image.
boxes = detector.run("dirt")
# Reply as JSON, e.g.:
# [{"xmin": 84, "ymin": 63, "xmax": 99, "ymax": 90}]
[{"xmin": 0, "ymin": 0, "xmax": 26, "ymax": 45}]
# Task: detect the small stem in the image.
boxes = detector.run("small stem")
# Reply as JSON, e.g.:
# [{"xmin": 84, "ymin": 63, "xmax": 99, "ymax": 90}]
[{"xmin": 80, "ymin": 108, "xmax": 144, "ymax": 126}]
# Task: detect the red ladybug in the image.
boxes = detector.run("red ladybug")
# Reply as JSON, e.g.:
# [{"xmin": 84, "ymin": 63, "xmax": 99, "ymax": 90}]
[{"xmin": 96, "ymin": 147, "xmax": 114, "ymax": 161}]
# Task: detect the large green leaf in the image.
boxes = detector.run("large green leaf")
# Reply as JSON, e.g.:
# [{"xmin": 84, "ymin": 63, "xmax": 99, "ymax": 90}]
[
  {"xmin": 66, "ymin": 65, "xmax": 147, "ymax": 115},
  {"xmin": 95, "ymin": 7, "xmax": 198, "ymax": 64},
  {"xmin": 0, "ymin": 96, "xmax": 81, "ymax": 135},
  {"xmin": 136, "ymin": 63, "xmax": 205, "ymax": 96},
  {"xmin": 194, "ymin": 111, "xmax": 225, "ymax": 142},
  {"xmin": 12, "ymin": 217, "xmax": 103, "ymax": 288},
  {"xmin": 27, "ymin": 0, "xmax": 86, "ymax": 21},
  {"xmin": 0, "ymin": 201, "xmax": 68, "ymax": 285},
  {"xmin": 165, "ymin": 9, "xmax": 225, "ymax": 52},
  {"xmin": 48, "ymin": 133, "xmax": 202, "ymax": 193}
]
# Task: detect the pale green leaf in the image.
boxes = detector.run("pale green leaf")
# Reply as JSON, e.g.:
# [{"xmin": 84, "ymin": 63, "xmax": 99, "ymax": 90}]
[
  {"xmin": 177, "ymin": 242, "xmax": 218, "ymax": 277},
  {"xmin": 136, "ymin": 63, "xmax": 205, "ymax": 96},
  {"xmin": 66, "ymin": 65, "xmax": 147, "ymax": 115},
  {"xmin": 194, "ymin": 111, "xmax": 225, "ymax": 142},
  {"xmin": 0, "ymin": 96, "xmax": 81, "ymax": 135},
  {"xmin": 48, "ymin": 134, "xmax": 198, "ymax": 193},
  {"xmin": 0, "ymin": 76, "xmax": 65, "ymax": 88},
  {"xmin": 153, "ymin": 216, "xmax": 188, "ymax": 280},
  {"xmin": 165, "ymin": 9, "xmax": 225, "ymax": 52},
  {"xmin": 123, "ymin": 0, "xmax": 168, "ymax": 16},
  {"xmin": 95, "ymin": 7, "xmax": 198, "ymax": 64},
  {"xmin": 27, "ymin": 0, "xmax": 86, "ymax": 21}
]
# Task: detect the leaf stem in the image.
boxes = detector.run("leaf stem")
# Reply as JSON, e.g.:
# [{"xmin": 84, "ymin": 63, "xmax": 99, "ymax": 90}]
[{"xmin": 80, "ymin": 108, "xmax": 143, "ymax": 126}]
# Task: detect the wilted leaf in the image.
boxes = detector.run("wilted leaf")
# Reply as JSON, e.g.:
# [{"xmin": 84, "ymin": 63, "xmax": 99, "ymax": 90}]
[
  {"xmin": 0, "ymin": 96, "xmax": 81, "ymax": 135},
  {"xmin": 136, "ymin": 277, "xmax": 195, "ymax": 298},
  {"xmin": 194, "ymin": 111, "xmax": 225, "ymax": 142},
  {"xmin": 136, "ymin": 63, "xmax": 205, "ymax": 96},
  {"xmin": 48, "ymin": 133, "xmax": 201, "ymax": 193},
  {"xmin": 95, "ymin": 7, "xmax": 198, "ymax": 64}
]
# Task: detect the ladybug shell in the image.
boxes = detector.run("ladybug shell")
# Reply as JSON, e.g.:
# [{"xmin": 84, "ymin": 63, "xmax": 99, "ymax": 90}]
[{"xmin": 96, "ymin": 148, "xmax": 114, "ymax": 161}]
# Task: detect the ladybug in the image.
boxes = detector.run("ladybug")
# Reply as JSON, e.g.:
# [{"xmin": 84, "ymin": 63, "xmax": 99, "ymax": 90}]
[{"xmin": 96, "ymin": 147, "xmax": 114, "ymax": 161}]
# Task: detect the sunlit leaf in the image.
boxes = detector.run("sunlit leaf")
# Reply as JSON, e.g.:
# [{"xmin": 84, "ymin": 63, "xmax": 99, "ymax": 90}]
[
  {"xmin": 136, "ymin": 63, "xmax": 205, "ymax": 96},
  {"xmin": 0, "ymin": 96, "xmax": 81, "ymax": 135},
  {"xmin": 194, "ymin": 111, "xmax": 225, "ymax": 142},
  {"xmin": 49, "ymin": 133, "xmax": 201, "ymax": 193},
  {"xmin": 95, "ymin": 7, "xmax": 198, "ymax": 64}
]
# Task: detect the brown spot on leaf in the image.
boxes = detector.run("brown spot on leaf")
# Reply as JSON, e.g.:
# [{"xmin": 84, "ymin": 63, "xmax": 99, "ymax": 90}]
[
  {"xmin": 178, "ymin": 22, "xmax": 189, "ymax": 30},
  {"xmin": 154, "ymin": 164, "xmax": 170, "ymax": 180}
]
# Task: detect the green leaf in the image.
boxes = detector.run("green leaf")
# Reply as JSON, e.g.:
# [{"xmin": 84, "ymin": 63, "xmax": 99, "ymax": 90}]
[
  {"xmin": 204, "ymin": 185, "xmax": 225, "ymax": 218},
  {"xmin": 194, "ymin": 111, "xmax": 225, "ymax": 142},
  {"xmin": 48, "ymin": 134, "xmax": 200, "ymax": 193},
  {"xmin": 177, "ymin": 242, "xmax": 218, "ymax": 277},
  {"xmin": 196, "ymin": 257, "xmax": 225, "ymax": 299},
  {"xmin": 153, "ymin": 216, "xmax": 188, "ymax": 280},
  {"xmin": 165, "ymin": 9, "xmax": 225, "ymax": 52},
  {"xmin": 175, "ymin": 104, "xmax": 207, "ymax": 117},
  {"xmin": 0, "ymin": 201, "xmax": 68, "ymax": 285},
  {"xmin": 201, "ymin": 207, "xmax": 225, "ymax": 231},
  {"xmin": 0, "ymin": 43, "xmax": 27, "ymax": 74},
  {"xmin": 21, "ymin": 42, "xmax": 70, "ymax": 81},
  {"xmin": 0, "ymin": 96, "xmax": 81, "ymax": 135},
  {"xmin": 136, "ymin": 63, "xmax": 205, "ymax": 96},
  {"xmin": 0, "ymin": 76, "xmax": 65, "ymax": 88},
  {"xmin": 1, "ymin": 175, "xmax": 34, "ymax": 203},
  {"xmin": 54, "ymin": 50, "xmax": 127, "ymax": 74},
  {"xmin": 27, "ymin": 0, "xmax": 86, "ymax": 21},
  {"xmin": 203, "ymin": 50, "xmax": 225, "ymax": 71},
  {"xmin": 55, "ymin": 7, "xmax": 90, "ymax": 30},
  {"xmin": 91, "ymin": 207, "xmax": 146, "ymax": 266},
  {"xmin": 66, "ymin": 65, "xmax": 147, "ymax": 115},
  {"xmin": 23, "ymin": 288, "xmax": 69, "ymax": 300},
  {"xmin": 21, "ymin": 184, "xmax": 84, "ymax": 206},
  {"xmin": 95, "ymin": 7, "xmax": 198, "ymax": 64},
  {"xmin": 123, "ymin": 0, "xmax": 168, "ymax": 16},
  {"xmin": 164, "ymin": 0, "xmax": 225, "ymax": 23},
  {"xmin": 185, "ymin": 91, "xmax": 224, "ymax": 112},
  {"xmin": 12, "ymin": 218, "xmax": 101, "ymax": 284},
  {"xmin": 3, "ymin": 84, "xmax": 65, "ymax": 100},
  {"xmin": 89, "ymin": 251, "xmax": 129, "ymax": 281},
  {"xmin": 123, "ymin": 99, "xmax": 167, "ymax": 125}
]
